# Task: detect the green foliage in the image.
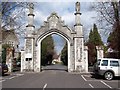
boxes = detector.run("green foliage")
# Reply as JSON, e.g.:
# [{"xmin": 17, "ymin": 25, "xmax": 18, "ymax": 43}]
[
  {"xmin": 61, "ymin": 42, "xmax": 68, "ymax": 66},
  {"xmin": 2, "ymin": 48, "xmax": 6, "ymax": 63},
  {"xmin": 107, "ymin": 27, "xmax": 120, "ymax": 58},
  {"xmin": 41, "ymin": 35, "xmax": 55, "ymax": 66},
  {"xmin": 107, "ymin": 30, "xmax": 118, "ymax": 50},
  {"xmin": 2, "ymin": 44, "xmax": 11, "ymax": 63},
  {"xmin": 90, "ymin": 24, "xmax": 103, "ymax": 46},
  {"xmin": 87, "ymin": 24, "xmax": 104, "ymax": 66}
]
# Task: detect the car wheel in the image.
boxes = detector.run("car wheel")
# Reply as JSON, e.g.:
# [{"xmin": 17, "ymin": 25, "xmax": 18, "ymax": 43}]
[{"xmin": 104, "ymin": 71, "xmax": 113, "ymax": 80}]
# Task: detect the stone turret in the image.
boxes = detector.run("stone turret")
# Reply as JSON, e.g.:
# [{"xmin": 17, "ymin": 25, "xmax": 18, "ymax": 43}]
[
  {"xmin": 74, "ymin": 2, "xmax": 83, "ymax": 37},
  {"xmin": 22, "ymin": 3, "xmax": 35, "ymax": 72},
  {"xmin": 26, "ymin": 3, "xmax": 35, "ymax": 37},
  {"xmin": 74, "ymin": 2, "xmax": 85, "ymax": 72}
]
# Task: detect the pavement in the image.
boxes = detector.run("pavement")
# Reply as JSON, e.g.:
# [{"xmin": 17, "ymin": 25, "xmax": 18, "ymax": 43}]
[{"xmin": 0, "ymin": 64, "xmax": 120, "ymax": 89}]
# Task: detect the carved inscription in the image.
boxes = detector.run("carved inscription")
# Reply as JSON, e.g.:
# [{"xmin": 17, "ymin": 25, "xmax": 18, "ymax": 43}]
[
  {"xmin": 26, "ymin": 39, "xmax": 32, "ymax": 53},
  {"xmin": 76, "ymin": 38, "xmax": 82, "ymax": 62}
]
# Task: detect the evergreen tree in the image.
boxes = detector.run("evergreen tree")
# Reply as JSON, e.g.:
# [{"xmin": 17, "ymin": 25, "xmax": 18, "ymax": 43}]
[
  {"xmin": 87, "ymin": 24, "xmax": 103, "ymax": 66},
  {"xmin": 89, "ymin": 29, "xmax": 94, "ymax": 43},
  {"xmin": 92, "ymin": 24, "xmax": 103, "ymax": 46},
  {"xmin": 41, "ymin": 35, "xmax": 55, "ymax": 66},
  {"xmin": 107, "ymin": 30, "xmax": 119, "ymax": 51},
  {"xmin": 107, "ymin": 30, "xmax": 119, "ymax": 58}
]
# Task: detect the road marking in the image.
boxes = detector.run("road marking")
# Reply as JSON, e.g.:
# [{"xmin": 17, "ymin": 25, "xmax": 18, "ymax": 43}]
[
  {"xmin": 101, "ymin": 81, "xmax": 112, "ymax": 88},
  {"xmin": 87, "ymin": 80, "xmax": 101, "ymax": 82},
  {"xmin": 43, "ymin": 83, "xmax": 47, "ymax": 90},
  {"xmin": 16, "ymin": 74, "xmax": 24, "ymax": 76},
  {"xmin": 12, "ymin": 73, "xmax": 24, "ymax": 76},
  {"xmin": 81, "ymin": 75, "xmax": 87, "ymax": 81},
  {"xmin": 9, "ymin": 76, "xmax": 16, "ymax": 79},
  {"xmin": 0, "ymin": 80, "xmax": 5, "ymax": 82},
  {"xmin": 104, "ymin": 80, "xmax": 118, "ymax": 83},
  {"xmin": 89, "ymin": 84, "xmax": 94, "ymax": 88},
  {"xmin": 84, "ymin": 75, "xmax": 92, "ymax": 77}
]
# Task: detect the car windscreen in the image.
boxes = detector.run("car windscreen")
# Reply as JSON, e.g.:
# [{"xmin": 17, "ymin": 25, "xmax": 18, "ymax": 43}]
[{"xmin": 97, "ymin": 59, "xmax": 101, "ymax": 65}]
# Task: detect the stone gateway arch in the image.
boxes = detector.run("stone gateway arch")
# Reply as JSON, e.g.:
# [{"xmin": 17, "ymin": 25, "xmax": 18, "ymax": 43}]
[{"xmin": 21, "ymin": 2, "xmax": 89, "ymax": 73}]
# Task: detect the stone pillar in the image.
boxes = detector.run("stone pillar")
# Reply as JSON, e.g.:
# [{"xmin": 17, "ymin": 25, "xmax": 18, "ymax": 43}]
[
  {"xmin": 34, "ymin": 45, "xmax": 41, "ymax": 72},
  {"xmin": 68, "ymin": 44, "xmax": 75, "ymax": 72},
  {"xmin": 26, "ymin": 3, "xmax": 35, "ymax": 37},
  {"xmin": 24, "ymin": 3, "xmax": 35, "ymax": 71},
  {"xmin": 96, "ymin": 46, "xmax": 104, "ymax": 59},
  {"xmin": 24, "ymin": 38, "xmax": 34, "ymax": 71},
  {"xmin": 0, "ymin": 43, "xmax": 2, "ymax": 62},
  {"xmin": 20, "ymin": 49, "xmax": 25, "ymax": 72},
  {"xmin": 0, "ymin": 11, "xmax": 2, "ymax": 63},
  {"xmin": 74, "ymin": 2, "xmax": 85, "ymax": 72},
  {"xmin": 84, "ymin": 46, "xmax": 88, "ymax": 73},
  {"xmin": 6, "ymin": 48, "xmax": 13, "ymax": 72},
  {"xmin": 74, "ymin": 38, "xmax": 84, "ymax": 72}
]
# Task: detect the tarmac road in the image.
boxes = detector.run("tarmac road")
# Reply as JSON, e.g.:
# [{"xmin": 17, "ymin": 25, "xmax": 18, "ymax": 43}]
[{"xmin": 1, "ymin": 64, "xmax": 120, "ymax": 89}]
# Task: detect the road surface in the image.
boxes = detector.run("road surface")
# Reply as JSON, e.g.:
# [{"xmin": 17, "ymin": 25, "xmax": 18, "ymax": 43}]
[{"xmin": 1, "ymin": 64, "xmax": 119, "ymax": 89}]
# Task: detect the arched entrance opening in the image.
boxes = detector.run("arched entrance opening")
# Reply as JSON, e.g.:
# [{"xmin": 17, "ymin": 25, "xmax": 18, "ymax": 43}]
[{"xmin": 36, "ymin": 30, "xmax": 71, "ymax": 72}]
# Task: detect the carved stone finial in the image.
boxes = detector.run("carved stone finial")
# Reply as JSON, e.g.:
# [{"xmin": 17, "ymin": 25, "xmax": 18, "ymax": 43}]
[
  {"xmin": 29, "ymin": 3, "xmax": 34, "ymax": 9},
  {"xmin": 75, "ymin": 2, "xmax": 80, "ymax": 12},
  {"xmin": 28, "ymin": 3, "xmax": 34, "ymax": 15}
]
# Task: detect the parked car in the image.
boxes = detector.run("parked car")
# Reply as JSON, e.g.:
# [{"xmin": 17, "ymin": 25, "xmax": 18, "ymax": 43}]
[
  {"xmin": 0, "ymin": 63, "xmax": 8, "ymax": 75},
  {"xmin": 93, "ymin": 58, "xmax": 120, "ymax": 80}
]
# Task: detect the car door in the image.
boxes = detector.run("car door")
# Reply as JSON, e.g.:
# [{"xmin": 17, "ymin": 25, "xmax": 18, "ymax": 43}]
[
  {"xmin": 118, "ymin": 61, "xmax": 120, "ymax": 76},
  {"xmin": 100, "ymin": 60, "xmax": 108, "ymax": 70},
  {"xmin": 110, "ymin": 60, "xmax": 119, "ymax": 76}
]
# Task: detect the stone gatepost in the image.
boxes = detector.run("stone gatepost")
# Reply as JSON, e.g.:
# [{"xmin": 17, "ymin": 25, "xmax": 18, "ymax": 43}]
[
  {"xmin": 84, "ymin": 46, "xmax": 88, "ymax": 73},
  {"xmin": 20, "ymin": 49, "xmax": 25, "ymax": 72},
  {"xmin": 23, "ymin": 3, "xmax": 35, "ymax": 72},
  {"xmin": 96, "ymin": 46, "xmax": 104, "ymax": 59},
  {"xmin": 74, "ymin": 2, "xmax": 85, "ymax": 72},
  {"xmin": 6, "ymin": 48, "xmax": 13, "ymax": 72},
  {"xmin": 0, "ymin": 43, "xmax": 2, "ymax": 62},
  {"xmin": 69, "ymin": 44, "xmax": 75, "ymax": 72}
]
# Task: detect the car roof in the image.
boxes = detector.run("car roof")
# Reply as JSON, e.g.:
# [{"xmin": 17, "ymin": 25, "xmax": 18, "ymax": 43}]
[
  {"xmin": 98, "ymin": 58, "xmax": 120, "ymax": 61},
  {"xmin": 98, "ymin": 58, "xmax": 120, "ymax": 60}
]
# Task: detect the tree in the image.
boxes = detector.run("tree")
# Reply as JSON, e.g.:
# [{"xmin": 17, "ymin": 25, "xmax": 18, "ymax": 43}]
[
  {"xmin": 0, "ymin": 2, "xmax": 32, "ymax": 37},
  {"xmin": 61, "ymin": 42, "xmax": 68, "ymax": 66},
  {"xmin": 93, "ymin": 2, "xmax": 120, "ymax": 58},
  {"xmin": 87, "ymin": 24, "xmax": 103, "ymax": 65},
  {"xmin": 2, "ymin": 44, "xmax": 11, "ymax": 63},
  {"xmin": 1, "ymin": 2, "xmax": 26, "ymax": 28},
  {"xmin": 41, "ymin": 35, "xmax": 55, "ymax": 66},
  {"xmin": 92, "ymin": 24, "xmax": 103, "ymax": 46}
]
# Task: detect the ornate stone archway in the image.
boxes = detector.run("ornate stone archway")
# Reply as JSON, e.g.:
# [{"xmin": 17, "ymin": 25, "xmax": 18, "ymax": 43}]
[{"xmin": 21, "ymin": 2, "xmax": 88, "ymax": 73}]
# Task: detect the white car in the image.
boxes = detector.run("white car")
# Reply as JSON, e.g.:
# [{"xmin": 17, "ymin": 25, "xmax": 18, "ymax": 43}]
[{"xmin": 93, "ymin": 58, "xmax": 120, "ymax": 80}]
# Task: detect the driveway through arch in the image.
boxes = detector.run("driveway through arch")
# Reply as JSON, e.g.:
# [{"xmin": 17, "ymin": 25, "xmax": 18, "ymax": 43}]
[{"xmin": 36, "ymin": 30, "xmax": 71, "ymax": 72}]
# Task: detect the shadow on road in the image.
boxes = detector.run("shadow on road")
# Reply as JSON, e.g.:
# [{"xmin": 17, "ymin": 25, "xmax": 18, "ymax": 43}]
[
  {"xmin": 2, "ymin": 73, "xmax": 10, "ymax": 77},
  {"xmin": 90, "ymin": 73, "xmax": 104, "ymax": 80},
  {"xmin": 42, "ymin": 68, "xmax": 68, "ymax": 72},
  {"xmin": 41, "ymin": 64, "xmax": 68, "ymax": 72},
  {"xmin": 90, "ymin": 72, "xmax": 120, "ymax": 80}
]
